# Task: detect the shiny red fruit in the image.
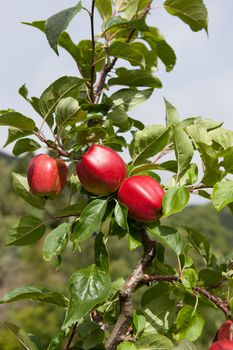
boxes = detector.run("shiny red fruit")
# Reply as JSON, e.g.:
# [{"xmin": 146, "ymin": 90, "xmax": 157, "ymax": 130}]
[
  {"xmin": 117, "ymin": 175, "xmax": 165, "ymax": 222},
  {"xmin": 76, "ymin": 144, "xmax": 127, "ymax": 195},
  {"xmin": 209, "ymin": 340, "xmax": 233, "ymax": 350},
  {"xmin": 27, "ymin": 154, "xmax": 68, "ymax": 197},
  {"xmin": 218, "ymin": 320, "xmax": 233, "ymax": 341}
]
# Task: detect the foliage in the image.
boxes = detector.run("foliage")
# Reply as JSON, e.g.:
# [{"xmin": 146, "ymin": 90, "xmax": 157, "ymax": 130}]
[{"xmin": 0, "ymin": 1, "xmax": 233, "ymax": 349}]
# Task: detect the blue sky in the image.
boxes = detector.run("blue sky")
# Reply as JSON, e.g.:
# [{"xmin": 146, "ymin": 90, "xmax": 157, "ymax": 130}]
[{"xmin": 1, "ymin": 0, "xmax": 233, "ymax": 153}]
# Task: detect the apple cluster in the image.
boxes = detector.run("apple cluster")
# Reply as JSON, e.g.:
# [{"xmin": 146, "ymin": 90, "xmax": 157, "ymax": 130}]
[
  {"xmin": 27, "ymin": 144, "xmax": 165, "ymax": 222},
  {"xmin": 209, "ymin": 320, "xmax": 233, "ymax": 350}
]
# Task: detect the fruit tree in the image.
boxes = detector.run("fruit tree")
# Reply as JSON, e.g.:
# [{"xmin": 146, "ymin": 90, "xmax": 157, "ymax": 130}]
[{"xmin": 0, "ymin": 1, "xmax": 233, "ymax": 349}]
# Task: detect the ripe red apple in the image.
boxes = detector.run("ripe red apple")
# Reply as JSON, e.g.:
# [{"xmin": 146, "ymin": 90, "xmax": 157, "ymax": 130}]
[
  {"xmin": 76, "ymin": 144, "xmax": 126, "ymax": 195},
  {"xmin": 117, "ymin": 175, "xmax": 165, "ymax": 222},
  {"xmin": 209, "ymin": 340, "xmax": 233, "ymax": 350},
  {"xmin": 27, "ymin": 154, "xmax": 68, "ymax": 197},
  {"xmin": 218, "ymin": 320, "xmax": 233, "ymax": 341}
]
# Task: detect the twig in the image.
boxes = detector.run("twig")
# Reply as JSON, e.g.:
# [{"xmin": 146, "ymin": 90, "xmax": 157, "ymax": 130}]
[
  {"xmin": 105, "ymin": 230, "xmax": 156, "ymax": 350},
  {"xmin": 65, "ymin": 322, "xmax": 78, "ymax": 349},
  {"xmin": 34, "ymin": 130, "xmax": 70, "ymax": 158},
  {"xmin": 140, "ymin": 274, "xmax": 233, "ymax": 321},
  {"xmin": 90, "ymin": 0, "xmax": 96, "ymax": 103}
]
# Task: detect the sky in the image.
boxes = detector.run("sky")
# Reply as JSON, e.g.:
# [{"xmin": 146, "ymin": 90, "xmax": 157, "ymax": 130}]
[{"xmin": 0, "ymin": 0, "xmax": 233, "ymax": 153}]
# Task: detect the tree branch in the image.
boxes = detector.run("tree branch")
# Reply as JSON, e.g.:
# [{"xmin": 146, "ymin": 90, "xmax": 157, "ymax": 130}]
[
  {"xmin": 140, "ymin": 274, "xmax": 233, "ymax": 321},
  {"xmin": 65, "ymin": 322, "xmax": 78, "ymax": 349},
  {"xmin": 89, "ymin": 0, "xmax": 96, "ymax": 103},
  {"xmin": 106, "ymin": 230, "xmax": 156, "ymax": 350},
  {"xmin": 34, "ymin": 130, "xmax": 71, "ymax": 158}
]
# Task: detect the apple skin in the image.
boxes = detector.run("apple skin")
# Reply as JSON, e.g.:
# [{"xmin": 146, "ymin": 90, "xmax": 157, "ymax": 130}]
[
  {"xmin": 218, "ymin": 320, "xmax": 233, "ymax": 341},
  {"xmin": 27, "ymin": 154, "xmax": 68, "ymax": 197},
  {"xmin": 117, "ymin": 175, "xmax": 165, "ymax": 222},
  {"xmin": 209, "ymin": 340, "xmax": 233, "ymax": 350},
  {"xmin": 76, "ymin": 144, "xmax": 127, "ymax": 195}
]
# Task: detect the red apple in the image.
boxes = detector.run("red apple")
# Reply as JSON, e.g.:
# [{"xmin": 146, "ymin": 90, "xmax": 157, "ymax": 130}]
[
  {"xmin": 27, "ymin": 154, "xmax": 68, "ymax": 197},
  {"xmin": 209, "ymin": 340, "xmax": 233, "ymax": 350},
  {"xmin": 218, "ymin": 320, "xmax": 233, "ymax": 341},
  {"xmin": 117, "ymin": 175, "xmax": 165, "ymax": 222},
  {"xmin": 76, "ymin": 144, "xmax": 126, "ymax": 195}
]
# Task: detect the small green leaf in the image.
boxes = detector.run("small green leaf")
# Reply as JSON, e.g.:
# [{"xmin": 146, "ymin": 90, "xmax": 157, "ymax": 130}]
[
  {"xmin": 109, "ymin": 68, "xmax": 162, "ymax": 88},
  {"xmin": 12, "ymin": 172, "xmax": 46, "ymax": 210},
  {"xmin": 181, "ymin": 268, "xmax": 198, "ymax": 289},
  {"xmin": 4, "ymin": 128, "xmax": 32, "ymax": 148},
  {"xmin": 133, "ymin": 311, "xmax": 146, "ymax": 334},
  {"xmin": 73, "ymin": 198, "xmax": 108, "ymax": 242},
  {"xmin": 13, "ymin": 138, "xmax": 41, "ymax": 156},
  {"xmin": 39, "ymin": 76, "xmax": 85, "ymax": 127},
  {"xmin": 117, "ymin": 342, "xmax": 137, "ymax": 350},
  {"xmin": 146, "ymin": 224, "xmax": 183, "ymax": 255},
  {"xmin": 108, "ymin": 106, "xmax": 130, "ymax": 132},
  {"xmin": 164, "ymin": 97, "xmax": 179, "ymax": 126},
  {"xmin": 95, "ymin": 0, "xmax": 112, "ymax": 21},
  {"xmin": 0, "ymin": 286, "xmax": 68, "ymax": 307},
  {"xmin": 95, "ymin": 232, "xmax": 109, "ymax": 273},
  {"xmin": 186, "ymin": 124, "xmax": 212, "ymax": 145},
  {"xmin": 175, "ymin": 305, "xmax": 205, "ymax": 342},
  {"xmin": 102, "ymin": 16, "xmax": 128, "ymax": 33},
  {"xmin": 212, "ymin": 180, "xmax": 233, "ymax": 211},
  {"xmin": 130, "ymin": 125, "xmax": 169, "ymax": 165},
  {"xmin": 163, "ymin": 186, "xmax": 190, "ymax": 217},
  {"xmin": 173, "ymin": 126, "xmax": 194, "ymax": 179},
  {"xmin": 109, "ymin": 41, "xmax": 145, "ymax": 68},
  {"xmin": 4, "ymin": 322, "xmax": 39, "ymax": 350},
  {"xmin": 209, "ymin": 127, "xmax": 233, "ymax": 149},
  {"xmin": 7, "ymin": 216, "xmax": 46, "ymax": 246},
  {"xmin": 0, "ymin": 112, "xmax": 35, "ymax": 131},
  {"xmin": 43, "ymin": 223, "xmax": 70, "ymax": 262},
  {"xmin": 110, "ymin": 88, "xmax": 153, "ymax": 111},
  {"xmin": 136, "ymin": 332, "xmax": 174, "ymax": 349},
  {"xmin": 63, "ymin": 264, "xmax": 111, "ymax": 328},
  {"xmin": 114, "ymin": 201, "xmax": 129, "ymax": 231},
  {"xmin": 55, "ymin": 96, "xmax": 86, "ymax": 125},
  {"xmin": 47, "ymin": 330, "xmax": 66, "ymax": 350},
  {"xmin": 45, "ymin": 2, "xmax": 82, "ymax": 54},
  {"xmin": 56, "ymin": 201, "xmax": 87, "ymax": 216},
  {"xmin": 23, "ymin": 20, "xmax": 46, "ymax": 32},
  {"xmin": 174, "ymin": 339, "xmax": 197, "ymax": 350},
  {"xmin": 164, "ymin": 0, "xmax": 208, "ymax": 33}
]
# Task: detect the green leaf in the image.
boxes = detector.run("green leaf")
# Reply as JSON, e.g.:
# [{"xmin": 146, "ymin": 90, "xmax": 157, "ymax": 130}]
[
  {"xmin": 186, "ymin": 124, "xmax": 212, "ymax": 145},
  {"xmin": 63, "ymin": 264, "xmax": 111, "ymax": 328},
  {"xmin": 175, "ymin": 305, "xmax": 205, "ymax": 342},
  {"xmin": 0, "ymin": 112, "xmax": 35, "ymax": 131},
  {"xmin": 0, "ymin": 286, "xmax": 68, "ymax": 307},
  {"xmin": 73, "ymin": 198, "xmax": 108, "ymax": 242},
  {"xmin": 109, "ymin": 68, "xmax": 162, "ymax": 88},
  {"xmin": 212, "ymin": 180, "xmax": 233, "ymax": 211},
  {"xmin": 179, "ymin": 163, "xmax": 198, "ymax": 186},
  {"xmin": 173, "ymin": 126, "xmax": 194, "ymax": 179},
  {"xmin": 209, "ymin": 127, "xmax": 233, "ymax": 149},
  {"xmin": 184, "ymin": 227, "xmax": 213, "ymax": 265},
  {"xmin": 12, "ymin": 138, "xmax": 41, "ymax": 156},
  {"xmin": 109, "ymin": 41, "xmax": 145, "ymax": 68},
  {"xmin": 136, "ymin": 333, "xmax": 174, "ymax": 349},
  {"xmin": 181, "ymin": 268, "xmax": 198, "ymax": 289},
  {"xmin": 146, "ymin": 224, "xmax": 183, "ymax": 255},
  {"xmin": 128, "ymin": 230, "xmax": 142, "ymax": 251},
  {"xmin": 102, "ymin": 16, "xmax": 128, "ymax": 32},
  {"xmin": 164, "ymin": 97, "xmax": 179, "ymax": 126},
  {"xmin": 114, "ymin": 201, "xmax": 129, "ymax": 232},
  {"xmin": 198, "ymin": 144, "xmax": 221, "ymax": 186},
  {"xmin": 130, "ymin": 125, "xmax": 169, "ymax": 165},
  {"xmin": 55, "ymin": 97, "xmax": 86, "ymax": 126},
  {"xmin": 164, "ymin": 0, "xmax": 208, "ymax": 33},
  {"xmin": 7, "ymin": 216, "xmax": 46, "ymax": 246},
  {"xmin": 219, "ymin": 147, "xmax": 233, "ymax": 173},
  {"xmin": 95, "ymin": 232, "xmax": 109, "ymax": 273},
  {"xmin": 45, "ymin": 1, "xmax": 82, "ymax": 54},
  {"xmin": 12, "ymin": 172, "xmax": 46, "ymax": 210},
  {"xmin": 163, "ymin": 186, "xmax": 190, "ymax": 217},
  {"xmin": 117, "ymin": 342, "xmax": 137, "ymax": 350},
  {"xmin": 4, "ymin": 128, "xmax": 32, "ymax": 148},
  {"xmin": 174, "ymin": 340, "xmax": 197, "ymax": 350},
  {"xmin": 4, "ymin": 322, "xmax": 39, "ymax": 350},
  {"xmin": 47, "ymin": 330, "xmax": 66, "ymax": 350},
  {"xmin": 39, "ymin": 76, "xmax": 85, "ymax": 127},
  {"xmin": 95, "ymin": 0, "xmax": 112, "ymax": 21},
  {"xmin": 110, "ymin": 88, "xmax": 153, "ymax": 111},
  {"xmin": 107, "ymin": 106, "xmax": 130, "ymax": 132},
  {"xmin": 23, "ymin": 20, "xmax": 46, "ymax": 32},
  {"xmin": 133, "ymin": 311, "xmax": 146, "ymax": 334},
  {"xmin": 141, "ymin": 283, "xmax": 176, "ymax": 333},
  {"xmin": 43, "ymin": 223, "xmax": 70, "ymax": 262},
  {"xmin": 56, "ymin": 201, "xmax": 87, "ymax": 217}
]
